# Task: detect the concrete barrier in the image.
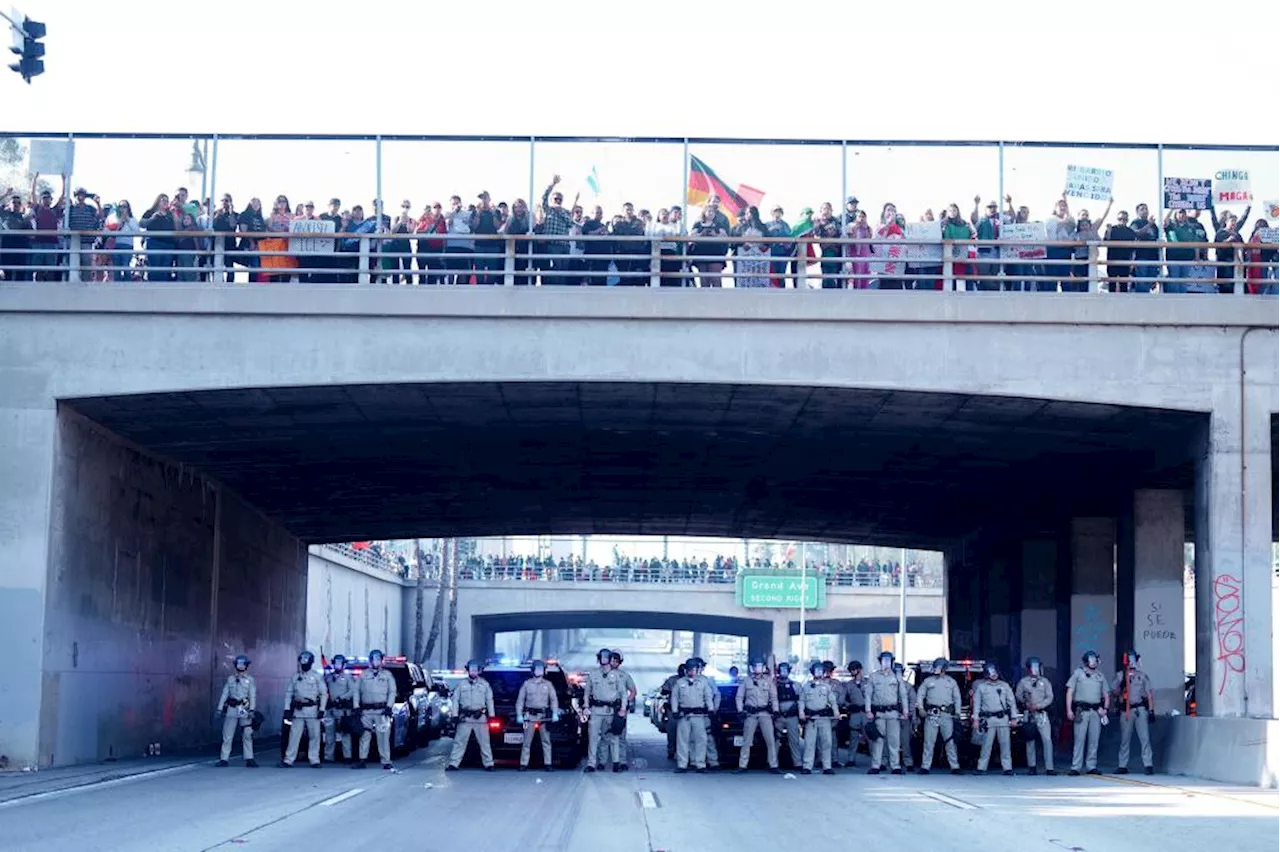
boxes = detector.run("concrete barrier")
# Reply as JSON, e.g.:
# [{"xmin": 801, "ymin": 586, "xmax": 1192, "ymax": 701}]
[{"xmin": 1158, "ymin": 715, "xmax": 1279, "ymax": 788}]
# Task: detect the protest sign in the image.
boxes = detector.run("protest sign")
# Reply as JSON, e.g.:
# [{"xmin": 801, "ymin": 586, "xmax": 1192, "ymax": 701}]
[
  {"xmin": 999, "ymin": 222, "xmax": 1048, "ymax": 260},
  {"xmin": 29, "ymin": 139, "xmax": 75, "ymax": 175},
  {"xmin": 1064, "ymin": 165, "xmax": 1114, "ymax": 201},
  {"xmin": 1214, "ymin": 169, "xmax": 1252, "ymax": 204},
  {"xmin": 904, "ymin": 221, "xmax": 942, "ymax": 261},
  {"xmin": 289, "ymin": 218, "xmax": 336, "ymax": 253},
  {"xmin": 872, "ymin": 236, "xmax": 906, "ymax": 278},
  {"xmin": 1164, "ymin": 177, "xmax": 1212, "ymax": 210},
  {"xmin": 1259, "ymin": 227, "xmax": 1279, "ymax": 244}
]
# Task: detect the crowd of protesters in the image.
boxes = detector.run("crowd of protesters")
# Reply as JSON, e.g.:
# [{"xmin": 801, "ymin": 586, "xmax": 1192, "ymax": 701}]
[{"xmin": 2, "ymin": 174, "xmax": 1275, "ymax": 294}]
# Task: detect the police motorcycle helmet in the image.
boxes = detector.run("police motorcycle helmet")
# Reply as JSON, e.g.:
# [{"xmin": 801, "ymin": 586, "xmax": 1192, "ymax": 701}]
[
  {"xmin": 530, "ymin": 659, "xmax": 547, "ymax": 676},
  {"xmin": 234, "ymin": 654, "xmax": 251, "ymax": 671},
  {"xmin": 298, "ymin": 650, "xmax": 315, "ymax": 671},
  {"xmin": 848, "ymin": 660, "xmax": 863, "ymax": 675},
  {"xmin": 465, "ymin": 658, "xmax": 482, "ymax": 675},
  {"xmin": 863, "ymin": 717, "xmax": 883, "ymax": 741},
  {"xmin": 249, "ymin": 710, "xmax": 266, "ymax": 731},
  {"xmin": 931, "ymin": 657, "xmax": 948, "ymax": 674},
  {"xmin": 597, "ymin": 647, "xmax": 613, "ymax": 666},
  {"xmin": 984, "ymin": 661, "xmax": 1000, "ymax": 679},
  {"xmin": 369, "ymin": 649, "xmax": 385, "ymax": 666},
  {"xmin": 809, "ymin": 660, "xmax": 824, "ymax": 677},
  {"xmin": 1025, "ymin": 656, "xmax": 1042, "ymax": 675},
  {"xmin": 609, "ymin": 712, "xmax": 628, "ymax": 737},
  {"xmin": 878, "ymin": 650, "xmax": 894, "ymax": 668},
  {"xmin": 1081, "ymin": 650, "xmax": 1100, "ymax": 668},
  {"xmin": 749, "ymin": 657, "xmax": 767, "ymax": 675},
  {"xmin": 1123, "ymin": 649, "xmax": 1141, "ymax": 667},
  {"xmin": 331, "ymin": 654, "xmax": 347, "ymax": 671},
  {"xmin": 892, "ymin": 661, "xmax": 905, "ymax": 677},
  {"xmin": 777, "ymin": 661, "xmax": 791, "ymax": 677}
]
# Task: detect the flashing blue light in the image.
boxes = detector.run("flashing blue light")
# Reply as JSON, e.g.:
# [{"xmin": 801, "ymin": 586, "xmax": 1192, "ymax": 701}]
[{"xmin": 500, "ymin": 657, "xmax": 520, "ymax": 666}]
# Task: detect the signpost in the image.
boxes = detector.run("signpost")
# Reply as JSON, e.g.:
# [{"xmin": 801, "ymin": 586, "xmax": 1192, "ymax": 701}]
[
  {"xmin": 1214, "ymin": 169, "xmax": 1252, "ymax": 204},
  {"xmin": 1164, "ymin": 177, "xmax": 1212, "ymax": 210},
  {"xmin": 737, "ymin": 570, "xmax": 825, "ymax": 610},
  {"xmin": 1065, "ymin": 165, "xmax": 1114, "ymax": 201}
]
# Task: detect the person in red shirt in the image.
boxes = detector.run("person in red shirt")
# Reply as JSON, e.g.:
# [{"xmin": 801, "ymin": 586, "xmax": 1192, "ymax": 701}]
[
  {"xmin": 415, "ymin": 202, "xmax": 447, "ymax": 285},
  {"xmin": 28, "ymin": 173, "xmax": 67, "ymax": 281}
]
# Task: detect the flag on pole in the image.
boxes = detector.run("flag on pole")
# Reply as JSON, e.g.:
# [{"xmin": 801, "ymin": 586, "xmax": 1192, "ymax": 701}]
[
  {"xmin": 687, "ymin": 155, "xmax": 751, "ymax": 224},
  {"xmin": 585, "ymin": 166, "xmax": 601, "ymax": 196},
  {"xmin": 736, "ymin": 184, "xmax": 767, "ymax": 209}
]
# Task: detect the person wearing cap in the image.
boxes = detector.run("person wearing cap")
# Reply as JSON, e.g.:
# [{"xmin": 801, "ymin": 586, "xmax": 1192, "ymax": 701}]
[
  {"xmin": 27, "ymin": 173, "xmax": 67, "ymax": 281},
  {"xmin": 540, "ymin": 175, "xmax": 576, "ymax": 285},
  {"xmin": 611, "ymin": 202, "xmax": 647, "ymax": 286},
  {"xmin": 765, "ymin": 205, "xmax": 792, "ymax": 287},
  {"xmin": 1, "ymin": 189, "xmax": 32, "ymax": 282},
  {"xmin": 67, "ymin": 187, "xmax": 102, "ymax": 279},
  {"xmin": 813, "ymin": 201, "xmax": 842, "ymax": 289},
  {"xmin": 969, "ymin": 196, "xmax": 1003, "ymax": 290}
]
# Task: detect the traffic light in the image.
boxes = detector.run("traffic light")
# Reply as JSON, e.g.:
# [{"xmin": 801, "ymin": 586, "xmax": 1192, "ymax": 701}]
[{"xmin": 8, "ymin": 14, "xmax": 46, "ymax": 83}]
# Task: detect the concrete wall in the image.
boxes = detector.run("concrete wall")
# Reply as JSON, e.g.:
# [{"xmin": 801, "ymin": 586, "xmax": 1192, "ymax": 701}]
[
  {"xmin": 31, "ymin": 410, "xmax": 305, "ymax": 767},
  {"xmin": 1158, "ymin": 716, "xmax": 1279, "ymax": 788},
  {"xmin": 305, "ymin": 546, "xmax": 406, "ymax": 659}
]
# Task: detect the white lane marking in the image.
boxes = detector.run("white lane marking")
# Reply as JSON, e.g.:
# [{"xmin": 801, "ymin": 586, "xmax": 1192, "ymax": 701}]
[
  {"xmin": 319, "ymin": 788, "xmax": 365, "ymax": 807},
  {"xmin": 920, "ymin": 790, "xmax": 979, "ymax": 810},
  {"xmin": 638, "ymin": 790, "xmax": 659, "ymax": 809},
  {"xmin": 0, "ymin": 762, "xmax": 200, "ymax": 808}
]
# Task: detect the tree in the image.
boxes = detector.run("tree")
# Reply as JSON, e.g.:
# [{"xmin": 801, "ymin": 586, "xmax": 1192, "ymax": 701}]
[
  {"xmin": 422, "ymin": 539, "xmax": 447, "ymax": 666},
  {"xmin": 445, "ymin": 538, "xmax": 459, "ymax": 669},
  {"xmin": 0, "ymin": 138, "xmax": 50, "ymax": 201}
]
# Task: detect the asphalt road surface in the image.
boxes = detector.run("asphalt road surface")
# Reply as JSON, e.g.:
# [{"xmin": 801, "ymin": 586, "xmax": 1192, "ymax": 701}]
[{"xmin": 1, "ymin": 720, "xmax": 1276, "ymax": 852}]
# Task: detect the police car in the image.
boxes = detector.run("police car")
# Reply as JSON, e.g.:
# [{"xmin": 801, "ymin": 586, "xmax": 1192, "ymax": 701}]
[{"xmin": 449, "ymin": 660, "xmax": 586, "ymax": 769}]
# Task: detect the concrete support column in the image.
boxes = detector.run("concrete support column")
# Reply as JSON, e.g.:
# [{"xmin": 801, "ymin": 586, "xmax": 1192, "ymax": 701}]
[
  {"xmin": 770, "ymin": 619, "xmax": 791, "ymax": 661},
  {"xmin": 1019, "ymin": 539, "xmax": 1061, "ymax": 685},
  {"xmin": 840, "ymin": 634, "xmax": 872, "ymax": 667},
  {"xmin": 1117, "ymin": 489, "xmax": 1186, "ymax": 714},
  {"xmin": 692, "ymin": 632, "xmax": 705, "ymax": 659},
  {"xmin": 1194, "ymin": 398, "xmax": 1274, "ymax": 718},
  {"xmin": 986, "ymin": 549, "xmax": 1015, "ymax": 670},
  {"xmin": 1070, "ymin": 518, "xmax": 1116, "ymax": 674},
  {"xmin": 944, "ymin": 545, "xmax": 980, "ymax": 659}
]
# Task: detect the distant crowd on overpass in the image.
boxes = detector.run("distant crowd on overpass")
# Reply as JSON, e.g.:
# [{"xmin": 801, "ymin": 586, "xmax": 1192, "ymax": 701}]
[{"xmin": 2, "ymin": 177, "xmax": 1276, "ymax": 293}]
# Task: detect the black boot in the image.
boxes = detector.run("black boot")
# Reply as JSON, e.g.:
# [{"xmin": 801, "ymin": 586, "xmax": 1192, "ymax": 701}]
[{"xmin": 917, "ymin": 767, "xmax": 930, "ymax": 775}]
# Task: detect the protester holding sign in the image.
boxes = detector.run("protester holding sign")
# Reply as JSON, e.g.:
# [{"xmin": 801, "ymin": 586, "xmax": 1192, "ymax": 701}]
[
  {"xmin": 1130, "ymin": 204, "xmax": 1161, "ymax": 293},
  {"xmin": 1212, "ymin": 210, "xmax": 1247, "ymax": 293},
  {"xmin": 1043, "ymin": 193, "xmax": 1075, "ymax": 292},
  {"xmin": 1068, "ymin": 198, "xmax": 1112, "ymax": 291},
  {"xmin": 1163, "ymin": 208, "xmax": 1208, "ymax": 293},
  {"xmin": 1245, "ymin": 219, "xmax": 1278, "ymax": 295},
  {"xmin": 970, "ymin": 196, "xmax": 1002, "ymax": 290}
]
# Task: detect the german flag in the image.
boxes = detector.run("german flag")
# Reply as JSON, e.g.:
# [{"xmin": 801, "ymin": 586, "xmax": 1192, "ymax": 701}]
[{"xmin": 688, "ymin": 155, "xmax": 751, "ymax": 224}]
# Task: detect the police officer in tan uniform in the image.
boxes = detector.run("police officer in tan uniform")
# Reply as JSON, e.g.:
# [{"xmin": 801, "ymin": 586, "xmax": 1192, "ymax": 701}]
[
  {"xmin": 516, "ymin": 659, "xmax": 560, "ymax": 771},
  {"xmin": 661, "ymin": 663, "xmax": 686, "ymax": 761},
  {"xmin": 582, "ymin": 648, "xmax": 628, "ymax": 773},
  {"xmin": 609, "ymin": 651, "xmax": 637, "ymax": 770},
  {"xmin": 916, "ymin": 657, "xmax": 962, "ymax": 775},
  {"xmin": 838, "ymin": 661, "xmax": 866, "ymax": 767},
  {"xmin": 735, "ymin": 657, "xmax": 780, "ymax": 773},
  {"xmin": 1112, "ymin": 649, "xmax": 1155, "ymax": 775},
  {"xmin": 356, "ymin": 649, "xmax": 398, "ymax": 770},
  {"xmin": 894, "ymin": 662, "xmax": 917, "ymax": 769},
  {"xmin": 864, "ymin": 651, "xmax": 909, "ymax": 775},
  {"xmin": 972, "ymin": 662, "xmax": 1018, "ymax": 775},
  {"xmin": 774, "ymin": 662, "xmax": 804, "ymax": 769},
  {"xmin": 1065, "ymin": 650, "xmax": 1110, "ymax": 775},
  {"xmin": 323, "ymin": 655, "xmax": 357, "ymax": 763},
  {"xmin": 215, "ymin": 654, "xmax": 258, "ymax": 767},
  {"xmin": 280, "ymin": 650, "xmax": 328, "ymax": 768},
  {"xmin": 1015, "ymin": 656, "xmax": 1056, "ymax": 775},
  {"xmin": 799, "ymin": 661, "xmax": 840, "ymax": 775},
  {"xmin": 702, "ymin": 663, "xmax": 723, "ymax": 766},
  {"xmin": 447, "ymin": 659, "xmax": 496, "ymax": 771},
  {"xmin": 671, "ymin": 657, "xmax": 716, "ymax": 773}
]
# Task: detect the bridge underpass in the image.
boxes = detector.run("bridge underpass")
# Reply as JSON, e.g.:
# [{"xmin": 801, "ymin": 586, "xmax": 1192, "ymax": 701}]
[{"xmin": 1, "ymin": 289, "xmax": 1275, "ymax": 785}]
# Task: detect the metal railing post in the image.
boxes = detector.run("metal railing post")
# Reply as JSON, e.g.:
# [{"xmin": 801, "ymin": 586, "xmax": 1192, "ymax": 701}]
[
  {"xmin": 504, "ymin": 237, "xmax": 515, "ymax": 286},
  {"xmin": 649, "ymin": 238, "xmax": 660, "ymax": 287},
  {"xmin": 1088, "ymin": 243, "xmax": 1101, "ymax": 292},
  {"xmin": 214, "ymin": 237, "xmax": 226, "ymax": 283},
  {"xmin": 358, "ymin": 237, "xmax": 371, "ymax": 284},
  {"xmin": 796, "ymin": 240, "xmax": 807, "ymax": 289},
  {"xmin": 943, "ymin": 246, "xmax": 954, "ymax": 291},
  {"xmin": 1234, "ymin": 257, "xmax": 1244, "ymax": 295},
  {"xmin": 68, "ymin": 240, "xmax": 81, "ymax": 283}
]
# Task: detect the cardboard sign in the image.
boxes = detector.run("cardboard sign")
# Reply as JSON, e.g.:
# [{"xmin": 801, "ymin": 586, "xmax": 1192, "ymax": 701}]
[
  {"xmin": 1259, "ymin": 228, "xmax": 1279, "ymax": 244},
  {"xmin": 1164, "ymin": 177, "xmax": 1212, "ymax": 210},
  {"xmin": 904, "ymin": 221, "xmax": 942, "ymax": 261},
  {"xmin": 999, "ymin": 222, "xmax": 1048, "ymax": 260},
  {"xmin": 289, "ymin": 218, "xmax": 336, "ymax": 253},
  {"xmin": 1214, "ymin": 169, "xmax": 1252, "ymax": 204},
  {"xmin": 1065, "ymin": 165, "xmax": 1114, "ymax": 201},
  {"xmin": 29, "ymin": 139, "xmax": 76, "ymax": 175}
]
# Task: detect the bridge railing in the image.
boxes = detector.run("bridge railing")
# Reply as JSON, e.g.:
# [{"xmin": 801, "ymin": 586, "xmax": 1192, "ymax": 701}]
[
  {"xmin": 2, "ymin": 229, "xmax": 1276, "ymax": 295},
  {"xmin": 324, "ymin": 542, "xmax": 408, "ymax": 577},
  {"xmin": 454, "ymin": 561, "xmax": 942, "ymax": 589}
]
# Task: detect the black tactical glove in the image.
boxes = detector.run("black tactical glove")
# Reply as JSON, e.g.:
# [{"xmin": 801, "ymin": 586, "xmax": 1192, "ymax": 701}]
[{"xmin": 382, "ymin": 708, "xmax": 393, "ymax": 718}]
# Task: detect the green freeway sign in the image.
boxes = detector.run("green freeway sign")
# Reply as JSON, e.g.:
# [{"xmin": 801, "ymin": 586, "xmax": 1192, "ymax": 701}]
[{"xmin": 736, "ymin": 571, "xmax": 825, "ymax": 610}]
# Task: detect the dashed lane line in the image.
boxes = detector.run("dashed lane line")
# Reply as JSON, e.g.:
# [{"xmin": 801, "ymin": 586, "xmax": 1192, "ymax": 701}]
[
  {"xmin": 919, "ymin": 790, "xmax": 980, "ymax": 810},
  {"xmin": 1091, "ymin": 773, "xmax": 1279, "ymax": 810},
  {"xmin": 318, "ymin": 788, "xmax": 365, "ymax": 807},
  {"xmin": 638, "ymin": 790, "xmax": 659, "ymax": 809}
]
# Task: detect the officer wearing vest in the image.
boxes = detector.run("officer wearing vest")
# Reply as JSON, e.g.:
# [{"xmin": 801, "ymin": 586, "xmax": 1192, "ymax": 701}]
[
  {"xmin": 516, "ymin": 659, "xmax": 560, "ymax": 771},
  {"xmin": 1015, "ymin": 656, "xmax": 1056, "ymax": 775},
  {"xmin": 838, "ymin": 661, "xmax": 866, "ymax": 767},
  {"xmin": 775, "ymin": 662, "xmax": 804, "ymax": 768},
  {"xmin": 215, "ymin": 654, "xmax": 258, "ymax": 767},
  {"xmin": 447, "ymin": 659, "xmax": 496, "ymax": 771},
  {"xmin": 582, "ymin": 648, "xmax": 628, "ymax": 773},
  {"xmin": 820, "ymin": 660, "xmax": 847, "ymax": 768},
  {"xmin": 1065, "ymin": 650, "xmax": 1110, "ymax": 775},
  {"xmin": 671, "ymin": 657, "xmax": 716, "ymax": 773},
  {"xmin": 916, "ymin": 657, "xmax": 962, "ymax": 775},
  {"xmin": 280, "ymin": 650, "xmax": 328, "ymax": 768},
  {"xmin": 324, "ymin": 655, "xmax": 357, "ymax": 763},
  {"xmin": 799, "ymin": 661, "xmax": 840, "ymax": 774},
  {"xmin": 357, "ymin": 649, "xmax": 398, "ymax": 770},
  {"xmin": 972, "ymin": 662, "xmax": 1018, "ymax": 775},
  {"xmin": 894, "ymin": 662, "xmax": 917, "ymax": 769},
  {"xmin": 735, "ymin": 657, "xmax": 781, "ymax": 773},
  {"xmin": 661, "ymin": 663, "xmax": 686, "ymax": 760},
  {"xmin": 702, "ymin": 662, "xmax": 723, "ymax": 766},
  {"xmin": 609, "ymin": 651, "xmax": 637, "ymax": 770},
  {"xmin": 1112, "ymin": 649, "xmax": 1155, "ymax": 775},
  {"xmin": 864, "ymin": 651, "xmax": 909, "ymax": 775}
]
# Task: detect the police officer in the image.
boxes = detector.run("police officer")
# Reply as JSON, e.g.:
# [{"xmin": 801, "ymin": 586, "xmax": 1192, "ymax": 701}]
[
  {"xmin": 215, "ymin": 654, "xmax": 258, "ymax": 767},
  {"xmin": 699, "ymin": 659, "xmax": 722, "ymax": 767},
  {"xmin": 671, "ymin": 657, "xmax": 716, "ymax": 773},
  {"xmin": 661, "ymin": 663, "xmax": 686, "ymax": 760},
  {"xmin": 280, "ymin": 650, "xmax": 328, "ymax": 768},
  {"xmin": 324, "ymin": 654, "xmax": 357, "ymax": 764},
  {"xmin": 864, "ymin": 651, "xmax": 909, "ymax": 775},
  {"xmin": 894, "ymin": 662, "xmax": 917, "ymax": 770},
  {"xmin": 447, "ymin": 659, "xmax": 496, "ymax": 771},
  {"xmin": 775, "ymin": 662, "xmax": 804, "ymax": 769},
  {"xmin": 356, "ymin": 649, "xmax": 397, "ymax": 770},
  {"xmin": 735, "ymin": 657, "xmax": 780, "ymax": 773},
  {"xmin": 582, "ymin": 648, "xmax": 628, "ymax": 773},
  {"xmin": 916, "ymin": 657, "xmax": 962, "ymax": 775},
  {"xmin": 839, "ymin": 661, "xmax": 866, "ymax": 767},
  {"xmin": 1112, "ymin": 650, "xmax": 1155, "ymax": 775},
  {"xmin": 516, "ymin": 659, "xmax": 560, "ymax": 771},
  {"xmin": 799, "ymin": 661, "xmax": 840, "ymax": 774},
  {"xmin": 1065, "ymin": 650, "xmax": 1110, "ymax": 775},
  {"xmin": 1015, "ymin": 656, "xmax": 1056, "ymax": 775},
  {"xmin": 972, "ymin": 662, "xmax": 1017, "ymax": 775},
  {"xmin": 728, "ymin": 665, "xmax": 741, "ymax": 682},
  {"xmin": 820, "ymin": 660, "xmax": 846, "ymax": 768},
  {"xmin": 609, "ymin": 651, "xmax": 637, "ymax": 771}
]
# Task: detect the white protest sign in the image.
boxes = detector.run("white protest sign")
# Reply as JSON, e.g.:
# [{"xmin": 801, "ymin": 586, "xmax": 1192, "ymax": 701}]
[
  {"xmin": 1064, "ymin": 165, "xmax": 1114, "ymax": 202},
  {"xmin": 999, "ymin": 222, "xmax": 1048, "ymax": 260},
  {"xmin": 289, "ymin": 218, "xmax": 336, "ymax": 253},
  {"xmin": 872, "ymin": 234, "xmax": 906, "ymax": 278},
  {"xmin": 904, "ymin": 221, "xmax": 942, "ymax": 262},
  {"xmin": 29, "ymin": 139, "xmax": 76, "ymax": 175},
  {"xmin": 1260, "ymin": 228, "xmax": 1279, "ymax": 244},
  {"xmin": 1214, "ymin": 169, "xmax": 1252, "ymax": 205}
]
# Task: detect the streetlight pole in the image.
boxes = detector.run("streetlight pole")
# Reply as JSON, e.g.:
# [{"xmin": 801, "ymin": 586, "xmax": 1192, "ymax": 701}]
[
  {"xmin": 798, "ymin": 542, "xmax": 808, "ymax": 666},
  {"xmin": 897, "ymin": 547, "xmax": 908, "ymax": 661}
]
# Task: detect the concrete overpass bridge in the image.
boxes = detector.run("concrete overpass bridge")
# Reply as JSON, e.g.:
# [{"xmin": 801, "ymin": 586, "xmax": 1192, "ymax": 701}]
[{"xmin": 1, "ymin": 285, "xmax": 1276, "ymax": 784}]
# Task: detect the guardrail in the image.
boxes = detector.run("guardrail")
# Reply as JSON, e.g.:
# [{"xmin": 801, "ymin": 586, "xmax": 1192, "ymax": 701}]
[
  {"xmin": 1, "ymin": 229, "xmax": 1276, "ymax": 294},
  {"xmin": 455, "ymin": 561, "xmax": 943, "ymax": 588},
  {"xmin": 324, "ymin": 542, "xmax": 407, "ymax": 576}
]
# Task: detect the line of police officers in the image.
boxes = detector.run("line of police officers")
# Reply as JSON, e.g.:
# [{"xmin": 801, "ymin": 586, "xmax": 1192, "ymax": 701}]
[{"xmin": 214, "ymin": 649, "xmax": 397, "ymax": 770}]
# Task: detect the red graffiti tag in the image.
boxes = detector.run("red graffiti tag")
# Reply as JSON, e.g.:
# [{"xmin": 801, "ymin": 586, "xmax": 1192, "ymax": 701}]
[{"xmin": 1212, "ymin": 573, "xmax": 1245, "ymax": 695}]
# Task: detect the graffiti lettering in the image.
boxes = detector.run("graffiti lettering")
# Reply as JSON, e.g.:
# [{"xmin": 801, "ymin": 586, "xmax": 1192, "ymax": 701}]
[{"xmin": 1212, "ymin": 573, "xmax": 1245, "ymax": 695}]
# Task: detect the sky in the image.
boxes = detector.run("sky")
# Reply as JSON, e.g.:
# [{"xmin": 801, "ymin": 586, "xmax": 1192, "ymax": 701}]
[{"xmin": 5, "ymin": 1, "xmax": 1279, "ymax": 222}]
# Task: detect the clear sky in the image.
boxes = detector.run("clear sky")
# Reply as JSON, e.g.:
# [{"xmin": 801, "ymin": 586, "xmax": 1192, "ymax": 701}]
[{"xmin": 5, "ymin": 1, "xmax": 1278, "ymax": 222}]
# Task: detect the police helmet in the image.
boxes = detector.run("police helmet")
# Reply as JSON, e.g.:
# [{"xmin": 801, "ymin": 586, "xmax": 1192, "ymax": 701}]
[
  {"xmin": 597, "ymin": 647, "xmax": 613, "ymax": 664},
  {"xmin": 1081, "ymin": 650, "xmax": 1099, "ymax": 666},
  {"xmin": 684, "ymin": 657, "xmax": 700, "ymax": 672},
  {"xmin": 609, "ymin": 651, "xmax": 624, "ymax": 664},
  {"xmin": 984, "ymin": 661, "xmax": 1000, "ymax": 678},
  {"xmin": 691, "ymin": 656, "xmax": 706, "ymax": 669},
  {"xmin": 848, "ymin": 660, "xmax": 863, "ymax": 674},
  {"xmin": 530, "ymin": 659, "xmax": 546, "ymax": 675},
  {"xmin": 676, "ymin": 663, "xmax": 687, "ymax": 677},
  {"xmin": 1025, "ymin": 656, "xmax": 1041, "ymax": 672},
  {"xmin": 369, "ymin": 649, "xmax": 385, "ymax": 665},
  {"xmin": 1124, "ymin": 649, "xmax": 1140, "ymax": 665},
  {"xmin": 465, "ymin": 659, "xmax": 481, "ymax": 673},
  {"xmin": 777, "ymin": 662, "xmax": 791, "ymax": 676},
  {"xmin": 932, "ymin": 657, "xmax": 948, "ymax": 673},
  {"xmin": 298, "ymin": 650, "xmax": 315, "ymax": 666},
  {"xmin": 878, "ymin": 651, "xmax": 894, "ymax": 664},
  {"xmin": 331, "ymin": 654, "xmax": 347, "ymax": 669},
  {"xmin": 892, "ymin": 662, "xmax": 905, "ymax": 676},
  {"xmin": 809, "ymin": 660, "xmax": 824, "ymax": 676},
  {"xmin": 822, "ymin": 660, "xmax": 836, "ymax": 674},
  {"xmin": 234, "ymin": 654, "xmax": 251, "ymax": 670}
]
